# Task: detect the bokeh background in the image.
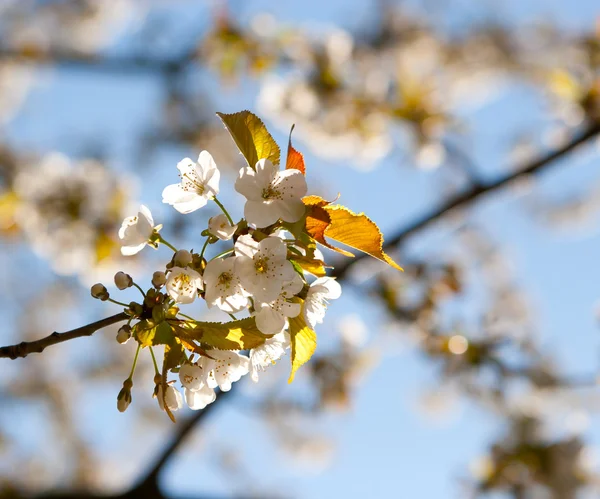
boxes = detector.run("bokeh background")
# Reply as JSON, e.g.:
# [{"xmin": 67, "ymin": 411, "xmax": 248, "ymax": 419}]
[{"xmin": 1, "ymin": 1, "xmax": 600, "ymax": 498}]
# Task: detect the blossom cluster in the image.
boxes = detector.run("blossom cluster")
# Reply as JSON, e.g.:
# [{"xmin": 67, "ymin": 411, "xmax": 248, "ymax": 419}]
[
  {"xmin": 91, "ymin": 110, "xmax": 399, "ymax": 419},
  {"xmin": 91, "ymin": 130, "xmax": 347, "ymax": 417}
]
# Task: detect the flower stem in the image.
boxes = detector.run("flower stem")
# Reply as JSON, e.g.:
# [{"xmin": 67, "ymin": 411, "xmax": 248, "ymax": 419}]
[
  {"xmin": 208, "ymin": 248, "xmax": 234, "ymax": 262},
  {"xmin": 109, "ymin": 298, "xmax": 130, "ymax": 307},
  {"xmin": 132, "ymin": 282, "xmax": 146, "ymax": 297},
  {"xmin": 228, "ymin": 313, "xmax": 237, "ymax": 321},
  {"xmin": 149, "ymin": 346, "xmax": 160, "ymax": 376},
  {"xmin": 213, "ymin": 196, "xmax": 235, "ymax": 226},
  {"xmin": 128, "ymin": 343, "xmax": 141, "ymax": 380},
  {"xmin": 199, "ymin": 237, "xmax": 210, "ymax": 261},
  {"xmin": 158, "ymin": 235, "xmax": 177, "ymax": 252},
  {"xmin": 179, "ymin": 312, "xmax": 197, "ymax": 321}
]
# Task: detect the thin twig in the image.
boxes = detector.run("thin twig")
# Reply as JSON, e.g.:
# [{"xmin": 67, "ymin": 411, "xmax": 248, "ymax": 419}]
[
  {"xmin": 0, "ymin": 312, "xmax": 129, "ymax": 359},
  {"xmin": 332, "ymin": 122, "xmax": 600, "ymax": 280}
]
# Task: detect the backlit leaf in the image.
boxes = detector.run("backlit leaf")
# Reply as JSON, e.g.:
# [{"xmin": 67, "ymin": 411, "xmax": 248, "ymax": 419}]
[
  {"xmin": 178, "ymin": 317, "xmax": 270, "ymax": 350},
  {"xmin": 303, "ymin": 196, "xmax": 403, "ymax": 270},
  {"xmin": 216, "ymin": 110, "xmax": 280, "ymax": 167},
  {"xmin": 288, "ymin": 302, "xmax": 317, "ymax": 383},
  {"xmin": 285, "ymin": 124, "xmax": 305, "ymax": 174}
]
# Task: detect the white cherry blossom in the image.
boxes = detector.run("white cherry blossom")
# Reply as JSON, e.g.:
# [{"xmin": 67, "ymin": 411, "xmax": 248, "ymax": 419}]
[
  {"xmin": 166, "ymin": 266, "xmax": 203, "ymax": 304},
  {"xmin": 200, "ymin": 350, "xmax": 250, "ymax": 392},
  {"xmin": 157, "ymin": 385, "xmax": 183, "ymax": 412},
  {"xmin": 178, "ymin": 363, "xmax": 207, "ymax": 392},
  {"xmin": 249, "ymin": 332, "xmax": 289, "ymax": 382},
  {"xmin": 203, "ymin": 257, "xmax": 249, "ymax": 313},
  {"xmin": 235, "ymin": 158, "xmax": 307, "ymax": 227},
  {"xmin": 234, "ymin": 234, "xmax": 295, "ymax": 303},
  {"xmin": 162, "ymin": 151, "xmax": 220, "ymax": 214},
  {"xmin": 304, "ymin": 277, "xmax": 342, "ymax": 328},
  {"xmin": 255, "ymin": 274, "xmax": 304, "ymax": 334},
  {"xmin": 208, "ymin": 214, "xmax": 237, "ymax": 240},
  {"xmin": 184, "ymin": 385, "xmax": 216, "ymax": 410},
  {"xmin": 118, "ymin": 205, "xmax": 155, "ymax": 256}
]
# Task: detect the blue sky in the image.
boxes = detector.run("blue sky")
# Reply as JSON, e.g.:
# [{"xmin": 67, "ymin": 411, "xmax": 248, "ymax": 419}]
[{"xmin": 3, "ymin": 1, "xmax": 600, "ymax": 498}]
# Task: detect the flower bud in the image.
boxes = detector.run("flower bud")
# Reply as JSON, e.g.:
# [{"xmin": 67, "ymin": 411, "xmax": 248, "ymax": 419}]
[
  {"xmin": 91, "ymin": 283, "xmax": 109, "ymax": 301},
  {"xmin": 117, "ymin": 379, "xmax": 133, "ymax": 413},
  {"xmin": 114, "ymin": 271, "xmax": 133, "ymax": 290},
  {"xmin": 152, "ymin": 271, "xmax": 167, "ymax": 289},
  {"xmin": 116, "ymin": 325, "xmax": 132, "ymax": 344},
  {"xmin": 126, "ymin": 301, "xmax": 144, "ymax": 317},
  {"xmin": 152, "ymin": 303, "xmax": 166, "ymax": 324},
  {"xmin": 174, "ymin": 249, "xmax": 193, "ymax": 267}
]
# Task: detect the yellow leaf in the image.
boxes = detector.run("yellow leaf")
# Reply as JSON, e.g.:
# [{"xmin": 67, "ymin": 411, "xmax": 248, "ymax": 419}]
[
  {"xmin": 290, "ymin": 256, "xmax": 328, "ymax": 277},
  {"xmin": 303, "ymin": 196, "xmax": 402, "ymax": 271},
  {"xmin": 180, "ymin": 317, "xmax": 270, "ymax": 350},
  {"xmin": 216, "ymin": 110, "xmax": 280, "ymax": 167},
  {"xmin": 288, "ymin": 304, "xmax": 317, "ymax": 383},
  {"xmin": 286, "ymin": 124, "xmax": 305, "ymax": 174}
]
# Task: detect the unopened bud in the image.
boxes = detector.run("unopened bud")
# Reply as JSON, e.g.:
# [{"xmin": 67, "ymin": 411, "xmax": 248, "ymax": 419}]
[
  {"xmin": 91, "ymin": 283, "xmax": 109, "ymax": 301},
  {"xmin": 126, "ymin": 301, "xmax": 144, "ymax": 317},
  {"xmin": 116, "ymin": 325, "xmax": 132, "ymax": 344},
  {"xmin": 152, "ymin": 303, "xmax": 166, "ymax": 324},
  {"xmin": 174, "ymin": 249, "xmax": 193, "ymax": 267},
  {"xmin": 152, "ymin": 271, "xmax": 167, "ymax": 289},
  {"xmin": 117, "ymin": 379, "xmax": 133, "ymax": 413},
  {"xmin": 114, "ymin": 271, "xmax": 133, "ymax": 290}
]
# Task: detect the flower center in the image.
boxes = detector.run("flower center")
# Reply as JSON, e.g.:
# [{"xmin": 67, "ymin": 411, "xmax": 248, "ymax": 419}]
[
  {"xmin": 181, "ymin": 172, "xmax": 205, "ymax": 195},
  {"xmin": 183, "ymin": 374, "xmax": 195, "ymax": 384},
  {"xmin": 254, "ymin": 256, "xmax": 270, "ymax": 274},
  {"xmin": 218, "ymin": 272, "xmax": 233, "ymax": 289},
  {"xmin": 174, "ymin": 274, "xmax": 194, "ymax": 293},
  {"xmin": 261, "ymin": 185, "xmax": 280, "ymax": 200}
]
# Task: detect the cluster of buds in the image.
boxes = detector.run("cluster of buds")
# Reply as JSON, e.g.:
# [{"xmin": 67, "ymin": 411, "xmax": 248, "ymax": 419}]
[{"xmin": 89, "ymin": 111, "xmax": 401, "ymax": 420}]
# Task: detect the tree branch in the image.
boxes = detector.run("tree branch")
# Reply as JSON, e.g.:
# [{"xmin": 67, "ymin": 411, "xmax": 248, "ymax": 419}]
[
  {"xmin": 0, "ymin": 312, "xmax": 129, "ymax": 360},
  {"xmin": 124, "ymin": 389, "xmax": 233, "ymax": 497},
  {"xmin": 0, "ymin": 47, "xmax": 193, "ymax": 75},
  {"xmin": 332, "ymin": 121, "xmax": 600, "ymax": 280}
]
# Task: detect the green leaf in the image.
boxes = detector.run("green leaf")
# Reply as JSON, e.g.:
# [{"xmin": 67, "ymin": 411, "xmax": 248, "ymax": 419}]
[
  {"xmin": 133, "ymin": 320, "xmax": 156, "ymax": 348},
  {"xmin": 176, "ymin": 317, "xmax": 270, "ymax": 350},
  {"xmin": 154, "ymin": 321, "xmax": 175, "ymax": 345},
  {"xmin": 216, "ymin": 110, "xmax": 280, "ymax": 167},
  {"xmin": 288, "ymin": 302, "xmax": 317, "ymax": 383},
  {"xmin": 163, "ymin": 340, "xmax": 184, "ymax": 371}
]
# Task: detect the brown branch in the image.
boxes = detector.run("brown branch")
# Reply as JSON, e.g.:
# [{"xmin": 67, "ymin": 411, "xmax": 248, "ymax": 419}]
[
  {"xmin": 0, "ymin": 312, "xmax": 129, "ymax": 360},
  {"xmin": 332, "ymin": 121, "xmax": 600, "ymax": 280},
  {"xmin": 0, "ymin": 47, "xmax": 193, "ymax": 75}
]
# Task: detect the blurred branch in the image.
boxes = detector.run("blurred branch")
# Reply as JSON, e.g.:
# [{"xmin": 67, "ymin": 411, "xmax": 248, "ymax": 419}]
[
  {"xmin": 333, "ymin": 121, "xmax": 600, "ymax": 280},
  {"xmin": 0, "ymin": 312, "xmax": 128, "ymax": 359},
  {"xmin": 125, "ymin": 390, "xmax": 233, "ymax": 497},
  {"xmin": 0, "ymin": 47, "xmax": 195, "ymax": 75}
]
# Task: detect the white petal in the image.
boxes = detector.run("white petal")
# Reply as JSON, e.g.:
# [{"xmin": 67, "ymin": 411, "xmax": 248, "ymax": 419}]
[
  {"xmin": 139, "ymin": 204, "xmax": 154, "ymax": 227},
  {"xmin": 275, "ymin": 198, "xmax": 306, "ymax": 223},
  {"xmin": 244, "ymin": 200, "xmax": 280, "ymax": 227},
  {"xmin": 280, "ymin": 301, "xmax": 301, "ymax": 318},
  {"xmin": 312, "ymin": 277, "xmax": 342, "ymax": 299},
  {"xmin": 273, "ymin": 169, "xmax": 308, "ymax": 200},
  {"xmin": 185, "ymin": 386, "xmax": 216, "ymax": 410},
  {"xmin": 235, "ymin": 167, "xmax": 265, "ymax": 201},
  {"xmin": 171, "ymin": 194, "xmax": 209, "ymax": 214},
  {"xmin": 121, "ymin": 242, "xmax": 147, "ymax": 256},
  {"xmin": 259, "ymin": 235, "xmax": 288, "ymax": 260},
  {"xmin": 234, "ymin": 234, "xmax": 259, "ymax": 258},
  {"xmin": 255, "ymin": 305, "xmax": 287, "ymax": 334},
  {"xmin": 176, "ymin": 157, "xmax": 196, "ymax": 176}
]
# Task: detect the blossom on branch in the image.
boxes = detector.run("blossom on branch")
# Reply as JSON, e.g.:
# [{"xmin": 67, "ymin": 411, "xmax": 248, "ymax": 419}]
[{"xmin": 162, "ymin": 151, "xmax": 220, "ymax": 214}]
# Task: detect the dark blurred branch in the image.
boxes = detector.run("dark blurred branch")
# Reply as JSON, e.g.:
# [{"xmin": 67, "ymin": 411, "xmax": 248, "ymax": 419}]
[
  {"xmin": 0, "ymin": 48, "xmax": 196, "ymax": 75},
  {"xmin": 0, "ymin": 312, "xmax": 128, "ymax": 359},
  {"xmin": 333, "ymin": 121, "xmax": 600, "ymax": 280},
  {"xmin": 124, "ymin": 390, "xmax": 234, "ymax": 497}
]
